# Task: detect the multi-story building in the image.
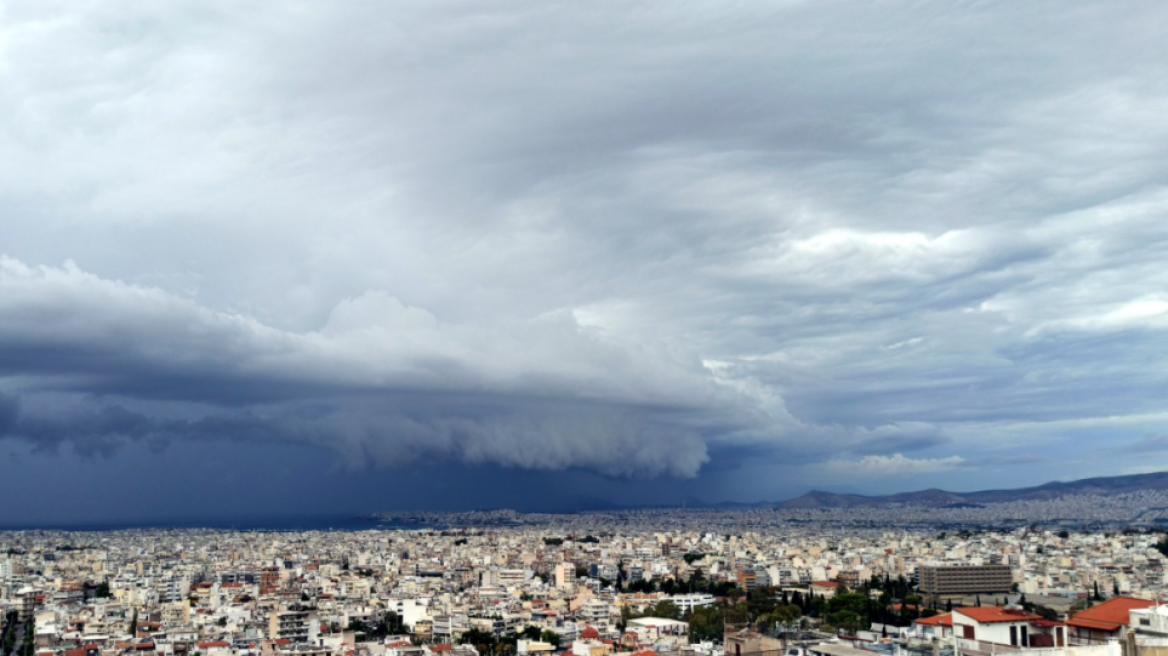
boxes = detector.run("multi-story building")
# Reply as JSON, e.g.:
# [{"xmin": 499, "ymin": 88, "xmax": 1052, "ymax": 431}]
[
  {"xmin": 736, "ymin": 568, "xmax": 756, "ymax": 594},
  {"xmin": 670, "ymin": 593, "xmax": 715, "ymax": 614},
  {"xmin": 268, "ymin": 608, "xmax": 318, "ymax": 644},
  {"xmin": 919, "ymin": 564, "xmax": 1013, "ymax": 599}
]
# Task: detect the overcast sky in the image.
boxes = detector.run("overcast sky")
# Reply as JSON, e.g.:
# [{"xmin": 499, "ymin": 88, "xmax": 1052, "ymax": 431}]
[{"xmin": 3, "ymin": 0, "xmax": 1168, "ymax": 524}]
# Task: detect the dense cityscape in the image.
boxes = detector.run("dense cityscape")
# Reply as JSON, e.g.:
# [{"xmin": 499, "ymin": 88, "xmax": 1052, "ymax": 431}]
[{"xmin": 5, "ymin": 497, "xmax": 1168, "ymax": 656}]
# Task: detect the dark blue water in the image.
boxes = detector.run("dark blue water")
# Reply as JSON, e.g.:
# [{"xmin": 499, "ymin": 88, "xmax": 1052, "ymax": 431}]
[{"xmin": 0, "ymin": 514, "xmax": 446, "ymax": 533}]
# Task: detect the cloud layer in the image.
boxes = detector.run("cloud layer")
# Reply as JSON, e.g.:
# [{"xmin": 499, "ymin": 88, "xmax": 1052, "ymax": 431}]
[{"xmin": 3, "ymin": 1, "xmax": 1168, "ymax": 501}]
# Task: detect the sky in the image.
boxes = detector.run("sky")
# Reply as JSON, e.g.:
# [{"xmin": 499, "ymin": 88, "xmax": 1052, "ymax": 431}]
[{"xmin": 3, "ymin": 1, "xmax": 1168, "ymax": 525}]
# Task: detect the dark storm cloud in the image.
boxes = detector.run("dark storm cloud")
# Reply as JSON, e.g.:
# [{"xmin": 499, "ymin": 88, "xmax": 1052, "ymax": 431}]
[
  {"xmin": 0, "ymin": 393, "xmax": 19, "ymax": 435},
  {"xmin": 2, "ymin": 0, "xmax": 1168, "ymax": 502}
]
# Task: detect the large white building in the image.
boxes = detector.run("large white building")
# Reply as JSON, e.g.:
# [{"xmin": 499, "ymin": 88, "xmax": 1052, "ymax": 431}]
[{"xmin": 670, "ymin": 593, "xmax": 716, "ymax": 614}]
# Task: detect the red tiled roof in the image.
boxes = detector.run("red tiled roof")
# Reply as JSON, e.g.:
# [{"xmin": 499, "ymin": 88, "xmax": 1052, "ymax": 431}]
[
  {"xmin": 812, "ymin": 581, "xmax": 838, "ymax": 587},
  {"xmin": 431, "ymin": 645, "xmax": 452, "ymax": 652},
  {"xmin": 915, "ymin": 612, "xmax": 955, "ymax": 627},
  {"xmin": 955, "ymin": 607, "xmax": 1043, "ymax": 624},
  {"xmin": 1033, "ymin": 620, "xmax": 1064, "ymax": 628},
  {"xmin": 1066, "ymin": 597, "xmax": 1157, "ymax": 633},
  {"xmin": 197, "ymin": 641, "xmax": 230, "ymax": 648}
]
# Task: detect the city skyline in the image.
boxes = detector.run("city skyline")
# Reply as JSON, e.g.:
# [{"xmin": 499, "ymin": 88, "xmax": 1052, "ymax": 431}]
[{"xmin": 3, "ymin": 2, "xmax": 1168, "ymax": 524}]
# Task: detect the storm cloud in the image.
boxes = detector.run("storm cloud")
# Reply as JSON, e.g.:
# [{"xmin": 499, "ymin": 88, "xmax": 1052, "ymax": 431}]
[{"xmin": 2, "ymin": 0, "xmax": 1168, "ymax": 514}]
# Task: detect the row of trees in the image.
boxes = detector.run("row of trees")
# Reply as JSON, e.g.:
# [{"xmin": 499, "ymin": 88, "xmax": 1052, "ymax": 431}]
[
  {"xmin": 2, "ymin": 610, "xmax": 18, "ymax": 656},
  {"xmin": 19, "ymin": 614, "xmax": 35, "ymax": 656},
  {"xmin": 456, "ymin": 625, "xmax": 563, "ymax": 656},
  {"xmin": 620, "ymin": 568, "xmax": 740, "ymax": 597}
]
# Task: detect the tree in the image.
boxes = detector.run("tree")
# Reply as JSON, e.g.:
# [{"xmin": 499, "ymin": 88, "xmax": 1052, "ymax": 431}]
[
  {"xmin": 129, "ymin": 609, "xmax": 138, "ymax": 635},
  {"xmin": 520, "ymin": 627, "xmax": 542, "ymax": 641},
  {"xmin": 687, "ymin": 605, "xmax": 724, "ymax": 643},
  {"xmin": 459, "ymin": 628, "xmax": 496, "ymax": 650},
  {"xmin": 347, "ymin": 619, "xmax": 369, "ymax": 634},
  {"xmin": 648, "ymin": 600, "xmax": 682, "ymax": 620},
  {"xmin": 385, "ymin": 611, "xmax": 404, "ymax": 635},
  {"xmin": 539, "ymin": 630, "xmax": 561, "ymax": 648},
  {"xmin": 757, "ymin": 604, "xmax": 802, "ymax": 634},
  {"xmin": 96, "ymin": 580, "xmax": 111, "ymax": 598},
  {"xmin": 1057, "ymin": 530, "xmax": 1070, "ymax": 539}
]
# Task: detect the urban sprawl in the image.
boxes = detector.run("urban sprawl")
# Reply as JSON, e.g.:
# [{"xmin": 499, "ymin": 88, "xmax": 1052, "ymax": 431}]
[{"xmin": 4, "ymin": 498, "xmax": 1168, "ymax": 656}]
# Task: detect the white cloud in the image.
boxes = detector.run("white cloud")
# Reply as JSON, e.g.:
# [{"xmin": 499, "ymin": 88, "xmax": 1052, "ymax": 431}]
[{"xmin": 824, "ymin": 453, "xmax": 967, "ymax": 476}]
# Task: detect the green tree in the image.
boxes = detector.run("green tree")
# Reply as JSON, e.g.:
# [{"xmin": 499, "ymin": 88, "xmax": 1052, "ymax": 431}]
[
  {"xmin": 385, "ymin": 611, "xmax": 404, "ymax": 635},
  {"xmin": 687, "ymin": 605, "xmax": 725, "ymax": 643},
  {"xmin": 648, "ymin": 600, "xmax": 682, "ymax": 620},
  {"xmin": 96, "ymin": 580, "xmax": 111, "ymax": 598},
  {"xmin": 520, "ymin": 627, "xmax": 542, "ymax": 641},
  {"xmin": 346, "ymin": 619, "xmax": 368, "ymax": 634},
  {"xmin": 539, "ymin": 630, "xmax": 561, "ymax": 648},
  {"xmin": 459, "ymin": 628, "xmax": 496, "ymax": 650}
]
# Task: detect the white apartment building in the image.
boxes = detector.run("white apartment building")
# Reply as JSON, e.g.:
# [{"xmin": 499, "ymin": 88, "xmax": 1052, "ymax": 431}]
[{"xmin": 670, "ymin": 593, "xmax": 716, "ymax": 614}]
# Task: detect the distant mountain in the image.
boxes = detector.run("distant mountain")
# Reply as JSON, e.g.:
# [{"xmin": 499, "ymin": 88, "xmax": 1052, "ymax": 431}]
[{"xmin": 777, "ymin": 471, "xmax": 1168, "ymax": 509}]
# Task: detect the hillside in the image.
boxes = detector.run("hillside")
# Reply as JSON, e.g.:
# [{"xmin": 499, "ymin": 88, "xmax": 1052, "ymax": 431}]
[{"xmin": 778, "ymin": 471, "xmax": 1168, "ymax": 509}]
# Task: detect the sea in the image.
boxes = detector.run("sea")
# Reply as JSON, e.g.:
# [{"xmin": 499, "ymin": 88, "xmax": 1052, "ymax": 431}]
[{"xmin": 0, "ymin": 514, "xmax": 447, "ymax": 533}]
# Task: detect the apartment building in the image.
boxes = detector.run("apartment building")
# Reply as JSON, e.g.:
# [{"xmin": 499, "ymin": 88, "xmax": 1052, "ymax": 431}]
[{"xmin": 919, "ymin": 564, "xmax": 1013, "ymax": 598}]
